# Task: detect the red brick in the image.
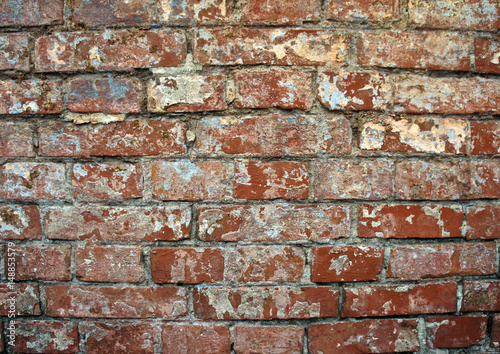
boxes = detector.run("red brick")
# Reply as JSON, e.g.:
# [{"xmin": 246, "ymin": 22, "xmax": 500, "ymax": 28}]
[
  {"xmin": 152, "ymin": 160, "xmax": 227, "ymax": 201},
  {"xmin": 76, "ymin": 245, "xmax": 144, "ymax": 283},
  {"xmin": 234, "ymin": 160, "xmax": 308, "ymax": 200},
  {"xmin": 240, "ymin": 0, "xmax": 320, "ymax": 24},
  {"xmin": 147, "ymin": 74, "xmax": 226, "ymax": 112},
  {"xmin": 195, "ymin": 115, "xmax": 351, "ymax": 157},
  {"xmin": 394, "ymin": 74, "xmax": 500, "ymax": 114},
  {"xmin": 0, "ymin": 163, "xmax": 66, "ymax": 201},
  {"xmin": 0, "ymin": 284, "xmax": 41, "ymax": 316},
  {"xmin": 318, "ymin": 72, "xmax": 392, "ymax": 111},
  {"xmin": 0, "ymin": 322, "xmax": 3, "ymax": 352},
  {"xmin": 311, "ymin": 246, "xmax": 383, "ymax": 282},
  {"xmin": 35, "ymin": 30, "xmax": 186, "ymax": 72},
  {"xmin": 0, "ymin": 122, "xmax": 35, "ymax": 157},
  {"xmin": 313, "ymin": 159, "xmax": 394, "ymax": 200},
  {"xmin": 387, "ymin": 243, "xmax": 496, "ymax": 280},
  {"xmin": 326, "ymin": 0, "xmax": 400, "ymax": 22},
  {"xmin": 358, "ymin": 204, "xmax": 463, "ymax": 239},
  {"xmin": 8, "ymin": 245, "xmax": 71, "ymax": 281},
  {"xmin": 162, "ymin": 324, "xmax": 231, "ymax": 354},
  {"xmin": 492, "ymin": 314, "xmax": 500, "ymax": 347},
  {"xmin": 0, "ymin": 0, "xmax": 63, "ymax": 26},
  {"xmin": 0, "ymin": 79, "xmax": 62, "ymax": 115},
  {"xmin": 466, "ymin": 205, "xmax": 500, "ymax": 240},
  {"xmin": 475, "ymin": 38, "xmax": 500, "ymax": 74},
  {"xmin": 408, "ymin": 0, "xmax": 500, "ymax": 30},
  {"xmin": 151, "ymin": 248, "xmax": 224, "ymax": 284},
  {"xmin": 45, "ymin": 205, "xmax": 190, "ymax": 241},
  {"xmin": 426, "ymin": 316, "xmax": 487, "ymax": 349},
  {"xmin": 462, "ymin": 281, "xmax": 500, "ymax": 312},
  {"xmin": 45, "ymin": 285, "xmax": 187, "ymax": 318},
  {"xmin": 234, "ymin": 70, "xmax": 314, "ymax": 109},
  {"xmin": 39, "ymin": 120, "xmax": 186, "ymax": 157},
  {"xmin": 359, "ymin": 116, "xmax": 468, "ymax": 155},
  {"xmin": 81, "ymin": 322, "xmax": 160, "ymax": 354},
  {"xmin": 12, "ymin": 321, "xmax": 79, "ymax": 353},
  {"xmin": 68, "ymin": 76, "xmax": 140, "ymax": 114},
  {"xmin": 198, "ymin": 204, "xmax": 350, "ymax": 242},
  {"xmin": 309, "ymin": 319, "xmax": 419, "ymax": 353},
  {"xmin": 234, "ymin": 326, "xmax": 304, "ymax": 353},
  {"xmin": 194, "ymin": 28, "xmax": 349, "ymax": 66},
  {"xmin": 73, "ymin": 0, "xmax": 152, "ymax": 26},
  {"xmin": 194, "ymin": 286, "xmax": 338, "ymax": 320},
  {"xmin": 72, "ymin": 163, "xmax": 142, "ymax": 201},
  {"xmin": 343, "ymin": 282, "xmax": 457, "ymax": 317},
  {"xmin": 471, "ymin": 121, "xmax": 500, "ymax": 155},
  {"xmin": 0, "ymin": 34, "xmax": 29, "ymax": 71},
  {"xmin": 0, "ymin": 205, "xmax": 41, "ymax": 240},
  {"xmin": 157, "ymin": 0, "xmax": 231, "ymax": 24}
]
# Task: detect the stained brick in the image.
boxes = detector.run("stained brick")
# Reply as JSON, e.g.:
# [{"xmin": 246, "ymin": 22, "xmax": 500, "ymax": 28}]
[
  {"xmin": 72, "ymin": 0, "xmax": 152, "ymax": 26},
  {"xmin": 326, "ymin": 0, "xmax": 400, "ymax": 22},
  {"xmin": 162, "ymin": 324, "xmax": 231, "ymax": 354},
  {"xmin": 157, "ymin": 0, "xmax": 230, "ymax": 24},
  {"xmin": 0, "ymin": 0, "xmax": 64, "ymax": 27},
  {"xmin": 0, "ymin": 122, "xmax": 35, "ymax": 157},
  {"xmin": 492, "ymin": 315, "xmax": 500, "ymax": 347},
  {"xmin": 466, "ymin": 205, "xmax": 500, "ymax": 240},
  {"xmin": 0, "ymin": 79, "xmax": 62, "ymax": 115},
  {"xmin": 0, "ymin": 284, "xmax": 41, "ymax": 316},
  {"xmin": 462, "ymin": 281, "xmax": 500, "ymax": 312},
  {"xmin": 475, "ymin": 38, "xmax": 500, "ymax": 74},
  {"xmin": 240, "ymin": 0, "xmax": 320, "ymax": 24},
  {"xmin": 426, "ymin": 316, "xmax": 487, "ymax": 349},
  {"xmin": 471, "ymin": 121, "xmax": 500, "ymax": 155},
  {"xmin": 12, "ymin": 321, "xmax": 79, "ymax": 353},
  {"xmin": 8, "ymin": 245, "xmax": 71, "ymax": 281},
  {"xmin": 0, "ymin": 205, "xmax": 41, "ymax": 240},
  {"xmin": 0, "ymin": 33, "xmax": 29, "ymax": 71},
  {"xmin": 234, "ymin": 326, "xmax": 304, "ymax": 353}
]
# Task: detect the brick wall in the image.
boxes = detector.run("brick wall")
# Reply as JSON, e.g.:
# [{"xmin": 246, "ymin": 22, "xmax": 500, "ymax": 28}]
[{"xmin": 0, "ymin": 0, "xmax": 499, "ymax": 352}]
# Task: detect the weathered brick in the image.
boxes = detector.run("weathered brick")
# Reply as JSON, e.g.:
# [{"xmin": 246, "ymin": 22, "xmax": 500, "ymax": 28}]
[
  {"xmin": 358, "ymin": 31, "xmax": 471, "ymax": 71},
  {"xmin": 234, "ymin": 160, "xmax": 309, "ymax": 200},
  {"xmin": 198, "ymin": 204, "xmax": 350, "ymax": 242},
  {"xmin": 394, "ymin": 74, "xmax": 500, "ymax": 114},
  {"xmin": 0, "ymin": 33, "xmax": 29, "ymax": 71},
  {"xmin": 72, "ymin": 163, "xmax": 142, "ymax": 201},
  {"xmin": 318, "ymin": 72, "xmax": 392, "ymax": 111},
  {"xmin": 0, "ymin": 284, "xmax": 41, "ymax": 316},
  {"xmin": 45, "ymin": 205, "xmax": 190, "ymax": 241},
  {"xmin": 0, "ymin": 79, "xmax": 62, "ymax": 114},
  {"xmin": 0, "ymin": 163, "xmax": 67, "ymax": 201},
  {"xmin": 0, "ymin": 0, "xmax": 64, "ymax": 26},
  {"xmin": 0, "ymin": 322, "xmax": 3, "ymax": 352},
  {"xmin": 343, "ymin": 282, "xmax": 457, "ymax": 317},
  {"xmin": 311, "ymin": 246, "xmax": 383, "ymax": 282},
  {"xmin": 313, "ymin": 159, "xmax": 394, "ymax": 200},
  {"xmin": 151, "ymin": 248, "xmax": 224, "ymax": 284},
  {"xmin": 359, "ymin": 116, "xmax": 468, "ymax": 155},
  {"xmin": 8, "ymin": 245, "xmax": 71, "ymax": 281},
  {"xmin": 0, "ymin": 122, "xmax": 35, "ymax": 157},
  {"xmin": 358, "ymin": 204, "xmax": 463, "ymax": 239},
  {"xmin": 194, "ymin": 28, "xmax": 349, "ymax": 66},
  {"xmin": 475, "ymin": 38, "xmax": 500, "ymax": 74},
  {"xmin": 148, "ymin": 74, "xmax": 226, "ymax": 112},
  {"xmin": 0, "ymin": 205, "xmax": 41, "ymax": 240},
  {"xmin": 234, "ymin": 70, "xmax": 314, "ymax": 109},
  {"xmin": 73, "ymin": 0, "xmax": 152, "ymax": 26},
  {"xmin": 39, "ymin": 120, "xmax": 186, "ymax": 157},
  {"xmin": 387, "ymin": 243, "xmax": 496, "ymax": 280},
  {"xmin": 45, "ymin": 285, "xmax": 188, "ymax": 318},
  {"xmin": 240, "ymin": 0, "xmax": 320, "ymax": 24},
  {"xmin": 194, "ymin": 286, "xmax": 338, "ymax": 320},
  {"xmin": 471, "ymin": 121, "xmax": 500, "ymax": 155},
  {"xmin": 76, "ymin": 245, "xmax": 144, "ymax": 283},
  {"xmin": 12, "ymin": 321, "xmax": 79, "ymax": 353},
  {"xmin": 68, "ymin": 76, "xmax": 141, "ymax": 114},
  {"xmin": 234, "ymin": 326, "xmax": 304, "ymax": 353},
  {"xmin": 162, "ymin": 324, "xmax": 231, "ymax": 354},
  {"xmin": 195, "ymin": 115, "xmax": 351, "ymax": 157},
  {"xmin": 462, "ymin": 281, "xmax": 500, "ymax": 312},
  {"xmin": 426, "ymin": 316, "xmax": 487, "ymax": 349},
  {"xmin": 152, "ymin": 160, "xmax": 227, "ymax": 201},
  {"xmin": 309, "ymin": 319, "xmax": 419, "ymax": 353},
  {"xmin": 36, "ymin": 30, "xmax": 186, "ymax": 72},
  {"xmin": 326, "ymin": 0, "xmax": 400, "ymax": 22},
  {"xmin": 156, "ymin": 0, "xmax": 231, "ymax": 24},
  {"xmin": 492, "ymin": 314, "xmax": 500, "ymax": 347},
  {"xmin": 466, "ymin": 205, "xmax": 500, "ymax": 240}
]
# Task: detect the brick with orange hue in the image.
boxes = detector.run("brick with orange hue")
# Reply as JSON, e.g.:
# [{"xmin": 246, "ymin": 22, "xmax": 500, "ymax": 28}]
[
  {"xmin": 0, "ymin": 284, "xmax": 41, "ymax": 316},
  {"xmin": 426, "ymin": 316, "xmax": 487, "ymax": 349},
  {"xmin": 194, "ymin": 286, "xmax": 338, "ymax": 320},
  {"xmin": 318, "ymin": 72, "xmax": 392, "ymax": 111},
  {"xmin": 0, "ymin": 0, "xmax": 63, "ymax": 26},
  {"xmin": 0, "ymin": 34, "xmax": 29, "ymax": 71},
  {"xmin": 72, "ymin": 0, "xmax": 152, "ymax": 26},
  {"xmin": 311, "ymin": 246, "xmax": 383, "ymax": 282},
  {"xmin": 343, "ymin": 282, "xmax": 457, "ymax": 317},
  {"xmin": 387, "ymin": 243, "xmax": 496, "ymax": 280},
  {"xmin": 193, "ymin": 28, "xmax": 349, "ymax": 66},
  {"xmin": 492, "ymin": 315, "xmax": 500, "ymax": 347},
  {"xmin": 234, "ymin": 160, "xmax": 309, "ymax": 200},
  {"xmin": 35, "ymin": 30, "xmax": 186, "ymax": 72},
  {"xmin": 162, "ymin": 324, "xmax": 231, "ymax": 354},
  {"xmin": 195, "ymin": 115, "xmax": 351, "ymax": 157},
  {"xmin": 471, "ymin": 121, "xmax": 500, "ymax": 155},
  {"xmin": 462, "ymin": 281, "xmax": 500, "ymax": 312},
  {"xmin": 45, "ymin": 285, "xmax": 188, "ymax": 318},
  {"xmin": 8, "ymin": 245, "xmax": 71, "ymax": 281},
  {"xmin": 240, "ymin": 0, "xmax": 320, "ymax": 24},
  {"xmin": 151, "ymin": 248, "xmax": 224, "ymax": 284},
  {"xmin": 394, "ymin": 74, "xmax": 500, "ymax": 114},
  {"xmin": 359, "ymin": 204, "xmax": 463, "ymax": 239},
  {"xmin": 309, "ymin": 319, "xmax": 419, "ymax": 353},
  {"xmin": 72, "ymin": 163, "xmax": 142, "ymax": 201},
  {"xmin": 157, "ymin": 0, "xmax": 231, "ymax": 24},
  {"xmin": 0, "ymin": 122, "xmax": 35, "ymax": 157},
  {"xmin": 475, "ymin": 38, "xmax": 500, "ymax": 73},
  {"xmin": 313, "ymin": 159, "xmax": 394, "ymax": 200},
  {"xmin": 198, "ymin": 204, "xmax": 350, "ymax": 243},
  {"xmin": 152, "ymin": 160, "xmax": 227, "ymax": 201},
  {"xmin": 0, "ymin": 79, "xmax": 62, "ymax": 115},
  {"xmin": 234, "ymin": 326, "xmax": 304, "ymax": 353},
  {"xmin": 466, "ymin": 205, "xmax": 500, "ymax": 240},
  {"xmin": 0, "ymin": 205, "xmax": 41, "ymax": 240},
  {"xmin": 0, "ymin": 163, "xmax": 67, "ymax": 201},
  {"xmin": 326, "ymin": 0, "xmax": 400, "ymax": 22},
  {"xmin": 12, "ymin": 321, "xmax": 79, "ymax": 353},
  {"xmin": 234, "ymin": 70, "xmax": 314, "ymax": 109},
  {"xmin": 76, "ymin": 245, "xmax": 144, "ymax": 283}
]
